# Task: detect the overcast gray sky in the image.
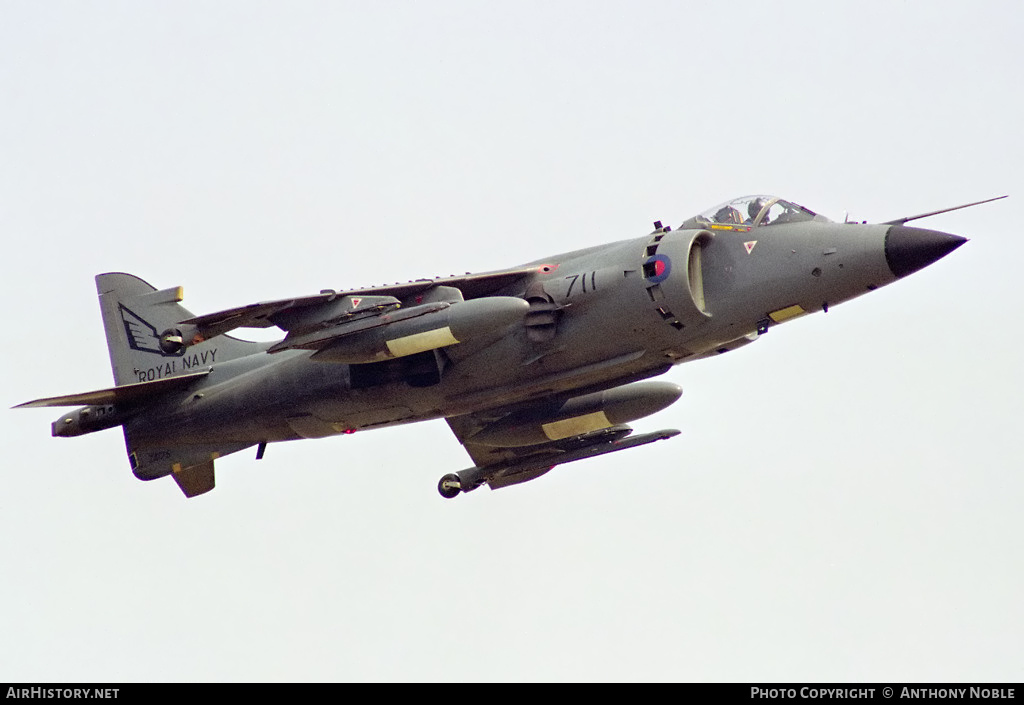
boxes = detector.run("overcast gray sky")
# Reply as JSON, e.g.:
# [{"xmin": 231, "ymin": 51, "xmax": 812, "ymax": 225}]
[{"xmin": 3, "ymin": 0, "xmax": 1022, "ymax": 682}]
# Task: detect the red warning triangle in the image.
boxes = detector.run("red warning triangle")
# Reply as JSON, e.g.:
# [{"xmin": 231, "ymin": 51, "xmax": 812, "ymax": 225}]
[
  {"xmin": 744, "ymin": 241, "xmax": 758, "ymax": 254},
  {"xmin": 351, "ymin": 297, "xmax": 363, "ymax": 308}
]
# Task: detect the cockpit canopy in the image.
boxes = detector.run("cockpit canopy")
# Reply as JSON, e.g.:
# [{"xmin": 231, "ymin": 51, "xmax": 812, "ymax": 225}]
[{"xmin": 680, "ymin": 195, "xmax": 825, "ymax": 231}]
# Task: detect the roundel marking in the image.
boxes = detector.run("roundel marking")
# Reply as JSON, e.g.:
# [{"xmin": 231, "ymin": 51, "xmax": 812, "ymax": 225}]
[{"xmin": 644, "ymin": 254, "xmax": 672, "ymax": 284}]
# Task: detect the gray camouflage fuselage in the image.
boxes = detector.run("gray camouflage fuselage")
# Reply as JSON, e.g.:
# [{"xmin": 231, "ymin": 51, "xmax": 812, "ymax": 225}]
[{"xmin": 20, "ymin": 194, "xmax": 975, "ymax": 498}]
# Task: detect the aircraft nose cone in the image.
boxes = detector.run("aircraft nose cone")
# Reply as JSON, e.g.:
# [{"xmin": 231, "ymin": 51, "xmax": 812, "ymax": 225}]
[{"xmin": 885, "ymin": 225, "xmax": 967, "ymax": 279}]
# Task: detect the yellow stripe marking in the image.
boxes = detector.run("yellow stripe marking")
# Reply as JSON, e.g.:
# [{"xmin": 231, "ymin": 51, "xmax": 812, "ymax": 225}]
[
  {"xmin": 542, "ymin": 411, "xmax": 612, "ymax": 441},
  {"xmin": 385, "ymin": 327, "xmax": 460, "ymax": 358},
  {"xmin": 768, "ymin": 304, "xmax": 807, "ymax": 323}
]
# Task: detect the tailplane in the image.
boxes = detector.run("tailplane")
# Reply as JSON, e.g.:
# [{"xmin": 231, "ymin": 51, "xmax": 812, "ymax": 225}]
[
  {"xmin": 17, "ymin": 273, "xmax": 267, "ymax": 498},
  {"xmin": 97, "ymin": 273, "xmax": 266, "ymax": 497}
]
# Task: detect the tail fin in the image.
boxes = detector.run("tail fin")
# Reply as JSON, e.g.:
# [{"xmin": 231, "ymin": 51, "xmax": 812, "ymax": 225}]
[
  {"xmin": 96, "ymin": 273, "xmax": 263, "ymax": 497},
  {"xmin": 96, "ymin": 273, "xmax": 264, "ymax": 386}
]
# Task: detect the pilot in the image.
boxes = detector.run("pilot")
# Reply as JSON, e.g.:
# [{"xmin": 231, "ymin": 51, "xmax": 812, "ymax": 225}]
[
  {"xmin": 747, "ymin": 198, "xmax": 768, "ymax": 225},
  {"xmin": 714, "ymin": 205, "xmax": 743, "ymax": 224}
]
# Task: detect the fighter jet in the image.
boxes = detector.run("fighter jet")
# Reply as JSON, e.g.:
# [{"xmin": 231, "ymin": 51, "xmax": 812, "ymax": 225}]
[{"xmin": 16, "ymin": 194, "xmax": 1001, "ymax": 499}]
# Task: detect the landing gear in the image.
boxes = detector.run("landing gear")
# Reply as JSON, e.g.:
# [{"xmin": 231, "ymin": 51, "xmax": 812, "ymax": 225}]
[{"xmin": 438, "ymin": 473, "xmax": 462, "ymax": 499}]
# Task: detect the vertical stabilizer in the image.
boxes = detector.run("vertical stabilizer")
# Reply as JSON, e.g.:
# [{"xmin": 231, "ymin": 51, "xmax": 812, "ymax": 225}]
[{"xmin": 96, "ymin": 272, "xmax": 265, "ymax": 386}]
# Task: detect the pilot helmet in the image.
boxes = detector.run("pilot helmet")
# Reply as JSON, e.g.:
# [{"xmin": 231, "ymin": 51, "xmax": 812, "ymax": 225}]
[{"xmin": 715, "ymin": 205, "xmax": 740, "ymax": 223}]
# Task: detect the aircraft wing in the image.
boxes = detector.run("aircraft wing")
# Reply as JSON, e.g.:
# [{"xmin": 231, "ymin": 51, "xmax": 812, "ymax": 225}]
[
  {"xmin": 343, "ymin": 266, "xmax": 543, "ymax": 301},
  {"xmin": 446, "ymin": 411, "xmax": 592, "ymax": 490},
  {"xmin": 447, "ymin": 412, "xmax": 531, "ymax": 469},
  {"xmin": 179, "ymin": 292, "xmax": 338, "ymax": 333},
  {"xmin": 177, "ymin": 266, "xmax": 541, "ymax": 342},
  {"xmin": 445, "ymin": 411, "xmax": 678, "ymax": 492}
]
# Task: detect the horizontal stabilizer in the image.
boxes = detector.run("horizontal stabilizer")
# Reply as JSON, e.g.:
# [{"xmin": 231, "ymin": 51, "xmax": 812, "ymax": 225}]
[{"xmin": 14, "ymin": 370, "xmax": 211, "ymax": 408}]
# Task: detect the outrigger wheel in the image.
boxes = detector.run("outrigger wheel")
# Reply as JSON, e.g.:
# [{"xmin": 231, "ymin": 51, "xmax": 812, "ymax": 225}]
[{"xmin": 438, "ymin": 473, "xmax": 462, "ymax": 499}]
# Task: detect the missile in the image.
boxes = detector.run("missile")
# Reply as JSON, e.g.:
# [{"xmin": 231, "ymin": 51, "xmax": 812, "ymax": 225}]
[
  {"xmin": 468, "ymin": 381, "xmax": 683, "ymax": 447},
  {"xmin": 305, "ymin": 296, "xmax": 530, "ymax": 364}
]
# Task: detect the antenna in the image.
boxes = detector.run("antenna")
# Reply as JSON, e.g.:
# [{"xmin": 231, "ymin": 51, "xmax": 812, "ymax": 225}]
[{"xmin": 883, "ymin": 195, "xmax": 1008, "ymax": 226}]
